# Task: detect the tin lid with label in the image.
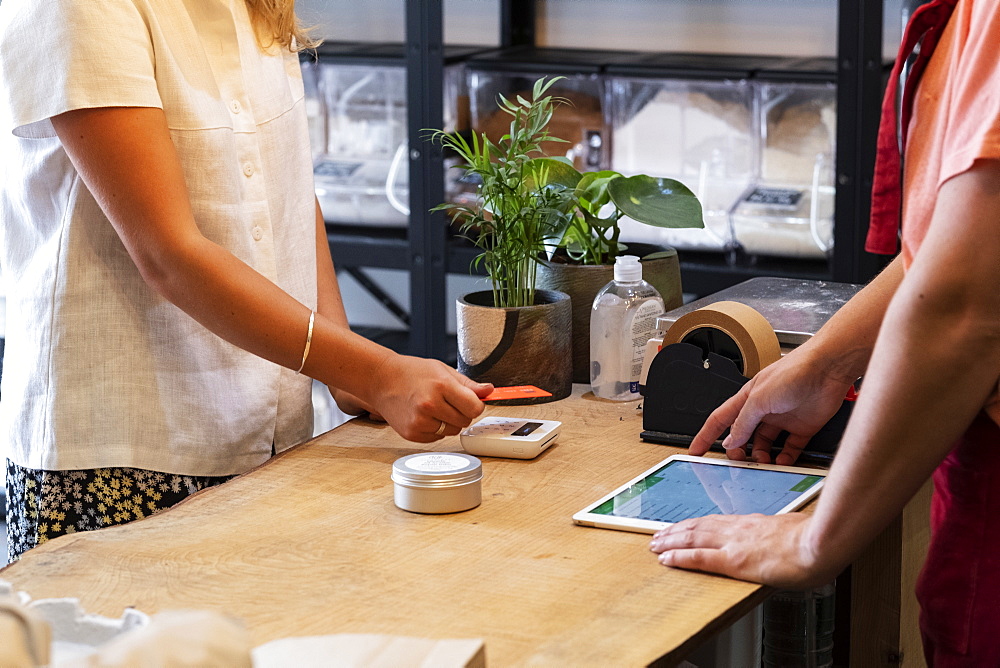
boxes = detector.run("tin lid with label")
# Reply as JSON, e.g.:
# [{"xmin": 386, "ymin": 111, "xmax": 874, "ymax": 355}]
[{"xmin": 391, "ymin": 453, "xmax": 483, "ymax": 488}]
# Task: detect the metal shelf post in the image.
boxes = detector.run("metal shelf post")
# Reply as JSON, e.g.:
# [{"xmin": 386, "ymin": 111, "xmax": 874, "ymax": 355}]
[
  {"xmin": 501, "ymin": 0, "xmax": 536, "ymax": 47},
  {"xmin": 833, "ymin": 0, "xmax": 889, "ymax": 284},
  {"xmin": 405, "ymin": 0, "xmax": 448, "ymax": 360}
]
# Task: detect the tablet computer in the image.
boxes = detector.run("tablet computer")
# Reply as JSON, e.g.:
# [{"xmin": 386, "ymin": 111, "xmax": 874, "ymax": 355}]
[{"xmin": 573, "ymin": 454, "xmax": 826, "ymax": 534}]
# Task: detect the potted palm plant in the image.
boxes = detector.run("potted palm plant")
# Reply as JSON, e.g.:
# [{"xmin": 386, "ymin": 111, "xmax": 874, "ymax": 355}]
[
  {"xmin": 428, "ymin": 77, "xmax": 705, "ymax": 393},
  {"xmin": 426, "ymin": 77, "xmax": 576, "ymax": 403}
]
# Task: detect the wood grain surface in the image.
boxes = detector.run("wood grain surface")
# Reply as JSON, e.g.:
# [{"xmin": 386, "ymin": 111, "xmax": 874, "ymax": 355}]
[
  {"xmin": 0, "ymin": 386, "xmax": 773, "ymax": 665},
  {"xmin": 1, "ymin": 385, "xmax": 921, "ymax": 665}
]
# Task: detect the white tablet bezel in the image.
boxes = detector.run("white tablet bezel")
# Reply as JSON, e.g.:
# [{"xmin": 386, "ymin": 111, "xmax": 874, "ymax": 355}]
[{"xmin": 572, "ymin": 454, "xmax": 827, "ymax": 534}]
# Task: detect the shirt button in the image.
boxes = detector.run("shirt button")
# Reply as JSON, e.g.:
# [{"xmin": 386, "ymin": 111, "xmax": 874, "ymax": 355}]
[
  {"xmin": 230, "ymin": 99, "xmax": 242, "ymax": 114},
  {"xmin": 252, "ymin": 226, "xmax": 263, "ymax": 241},
  {"xmin": 243, "ymin": 162, "xmax": 254, "ymax": 177}
]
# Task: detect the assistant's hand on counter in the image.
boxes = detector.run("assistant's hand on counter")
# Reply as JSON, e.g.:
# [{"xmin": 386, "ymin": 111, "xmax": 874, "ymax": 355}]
[
  {"xmin": 649, "ymin": 512, "xmax": 838, "ymax": 590},
  {"xmin": 689, "ymin": 346, "xmax": 853, "ymax": 465},
  {"xmin": 688, "ymin": 257, "xmax": 904, "ymax": 465}
]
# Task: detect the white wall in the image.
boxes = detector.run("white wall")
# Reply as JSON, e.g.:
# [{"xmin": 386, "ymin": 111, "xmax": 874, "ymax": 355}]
[{"xmin": 297, "ymin": 0, "xmax": 904, "ymax": 57}]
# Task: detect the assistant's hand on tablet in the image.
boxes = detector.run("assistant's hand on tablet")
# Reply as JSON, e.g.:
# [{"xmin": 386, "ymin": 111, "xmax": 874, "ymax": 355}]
[
  {"xmin": 368, "ymin": 354, "xmax": 493, "ymax": 443},
  {"xmin": 688, "ymin": 349, "xmax": 853, "ymax": 465},
  {"xmin": 649, "ymin": 513, "xmax": 836, "ymax": 589}
]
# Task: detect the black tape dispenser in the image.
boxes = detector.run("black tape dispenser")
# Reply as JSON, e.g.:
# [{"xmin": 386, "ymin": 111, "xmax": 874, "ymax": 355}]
[{"xmin": 639, "ymin": 301, "xmax": 853, "ymax": 465}]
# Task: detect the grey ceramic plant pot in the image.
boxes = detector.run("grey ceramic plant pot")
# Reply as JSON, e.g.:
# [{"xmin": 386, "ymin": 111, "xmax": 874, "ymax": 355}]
[
  {"xmin": 536, "ymin": 243, "xmax": 683, "ymax": 384},
  {"xmin": 456, "ymin": 289, "xmax": 572, "ymax": 404}
]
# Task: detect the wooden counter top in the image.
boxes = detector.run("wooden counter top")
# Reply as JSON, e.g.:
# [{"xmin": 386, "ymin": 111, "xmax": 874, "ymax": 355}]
[{"xmin": 0, "ymin": 384, "xmax": 926, "ymax": 666}]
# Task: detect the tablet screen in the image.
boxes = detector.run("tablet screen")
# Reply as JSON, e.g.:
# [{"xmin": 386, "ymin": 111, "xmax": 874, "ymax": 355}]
[{"xmin": 574, "ymin": 455, "xmax": 825, "ymax": 533}]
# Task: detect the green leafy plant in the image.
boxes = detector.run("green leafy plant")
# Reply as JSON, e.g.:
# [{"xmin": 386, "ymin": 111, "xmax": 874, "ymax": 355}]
[
  {"xmin": 527, "ymin": 157, "xmax": 705, "ymax": 266},
  {"xmin": 426, "ymin": 77, "xmax": 574, "ymax": 308},
  {"xmin": 426, "ymin": 76, "xmax": 705, "ymax": 304}
]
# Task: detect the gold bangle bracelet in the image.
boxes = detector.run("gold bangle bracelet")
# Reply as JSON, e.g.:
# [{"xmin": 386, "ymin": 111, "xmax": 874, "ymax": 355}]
[{"xmin": 296, "ymin": 310, "xmax": 315, "ymax": 374}]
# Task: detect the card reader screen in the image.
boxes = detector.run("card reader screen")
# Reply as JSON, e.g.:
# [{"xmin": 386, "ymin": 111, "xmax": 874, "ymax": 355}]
[
  {"xmin": 510, "ymin": 422, "xmax": 543, "ymax": 437},
  {"xmin": 589, "ymin": 460, "xmax": 823, "ymax": 524}
]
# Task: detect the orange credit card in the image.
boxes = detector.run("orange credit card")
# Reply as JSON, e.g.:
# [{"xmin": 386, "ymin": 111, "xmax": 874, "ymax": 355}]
[{"xmin": 483, "ymin": 385, "xmax": 552, "ymax": 401}]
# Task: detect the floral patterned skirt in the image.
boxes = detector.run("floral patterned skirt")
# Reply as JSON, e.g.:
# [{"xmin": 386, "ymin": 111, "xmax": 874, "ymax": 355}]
[{"xmin": 5, "ymin": 459, "xmax": 235, "ymax": 562}]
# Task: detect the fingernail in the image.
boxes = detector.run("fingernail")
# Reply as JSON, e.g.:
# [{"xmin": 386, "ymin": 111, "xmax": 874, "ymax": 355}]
[{"xmin": 721, "ymin": 435, "xmax": 734, "ymax": 449}]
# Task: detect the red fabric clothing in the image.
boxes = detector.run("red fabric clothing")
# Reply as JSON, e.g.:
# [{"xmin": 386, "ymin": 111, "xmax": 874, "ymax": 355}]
[
  {"xmin": 916, "ymin": 413, "xmax": 1000, "ymax": 666},
  {"xmin": 866, "ymin": 0, "xmax": 958, "ymax": 255},
  {"xmin": 893, "ymin": 0, "xmax": 1000, "ymax": 663}
]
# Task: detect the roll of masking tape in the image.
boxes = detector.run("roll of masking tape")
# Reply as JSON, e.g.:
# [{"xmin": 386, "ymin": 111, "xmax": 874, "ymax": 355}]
[{"xmin": 660, "ymin": 301, "xmax": 781, "ymax": 378}]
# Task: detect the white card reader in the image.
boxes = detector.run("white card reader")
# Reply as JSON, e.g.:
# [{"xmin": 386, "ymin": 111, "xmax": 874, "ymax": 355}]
[{"xmin": 460, "ymin": 417, "xmax": 561, "ymax": 459}]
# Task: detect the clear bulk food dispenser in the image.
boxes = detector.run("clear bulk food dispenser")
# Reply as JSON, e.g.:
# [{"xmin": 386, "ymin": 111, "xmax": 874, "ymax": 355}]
[
  {"xmin": 731, "ymin": 61, "xmax": 838, "ymax": 259},
  {"xmin": 606, "ymin": 54, "xmax": 779, "ymax": 255},
  {"xmin": 464, "ymin": 47, "xmax": 639, "ymax": 174},
  {"xmin": 302, "ymin": 43, "xmax": 478, "ymax": 227}
]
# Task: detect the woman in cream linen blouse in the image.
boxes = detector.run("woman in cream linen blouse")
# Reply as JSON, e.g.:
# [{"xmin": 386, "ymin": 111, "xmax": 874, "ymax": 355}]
[{"xmin": 0, "ymin": 0, "xmax": 491, "ymax": 560}]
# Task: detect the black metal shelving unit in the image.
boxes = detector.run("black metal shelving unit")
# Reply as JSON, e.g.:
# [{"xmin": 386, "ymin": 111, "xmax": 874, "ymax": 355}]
[
  {"xmin": 834, "ymin": 0, "xmax": 890, "ymax": 284},
  {"xmin": 325, "ymin": 0, "xmax": 889, "ymax": 361}
]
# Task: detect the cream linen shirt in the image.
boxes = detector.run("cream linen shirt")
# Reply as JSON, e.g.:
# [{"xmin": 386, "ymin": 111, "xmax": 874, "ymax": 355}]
[{"xmin": 0, "ymin": 0, "xmax": 317, "ymax": 475}]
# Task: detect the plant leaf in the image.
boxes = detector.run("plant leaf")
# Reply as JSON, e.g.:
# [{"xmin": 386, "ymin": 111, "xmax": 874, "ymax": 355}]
[
  {"xmin": 523, "ymin": 157, "xmax": 581, "ymax": 190},
  {"xmin": 607, "ymin": 175, "xmax": 704, "ymax": 229},
  {"xmin": 576, "ymin": 171, "xmax": 620, "ymax": 211}
]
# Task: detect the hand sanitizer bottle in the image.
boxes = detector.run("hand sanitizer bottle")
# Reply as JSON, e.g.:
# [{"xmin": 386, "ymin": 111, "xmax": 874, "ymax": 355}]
[{"xmin": 590, "ymin": 255, "xmax": 665, "ymax": 401}]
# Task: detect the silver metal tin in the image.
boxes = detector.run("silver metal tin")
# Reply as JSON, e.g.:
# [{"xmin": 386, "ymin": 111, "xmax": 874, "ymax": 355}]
[
  {"xmin": 659, "ymin": 277, "xmax": 863, "ymax": 347},
  {"xmin": 391, "ymin": 452, "xmax": 483, "ymax": 514}
]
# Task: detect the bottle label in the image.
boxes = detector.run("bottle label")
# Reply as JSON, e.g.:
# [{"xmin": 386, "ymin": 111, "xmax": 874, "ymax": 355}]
[{"xmin": 630, "ymin": 300, "xmax": 664, "ymax": 383}]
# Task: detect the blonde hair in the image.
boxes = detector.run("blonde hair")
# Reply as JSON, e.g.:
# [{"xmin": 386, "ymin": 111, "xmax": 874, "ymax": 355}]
[{"xmin": 244, "ymin": 0, "xmax": 321, "ymax": 52}]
